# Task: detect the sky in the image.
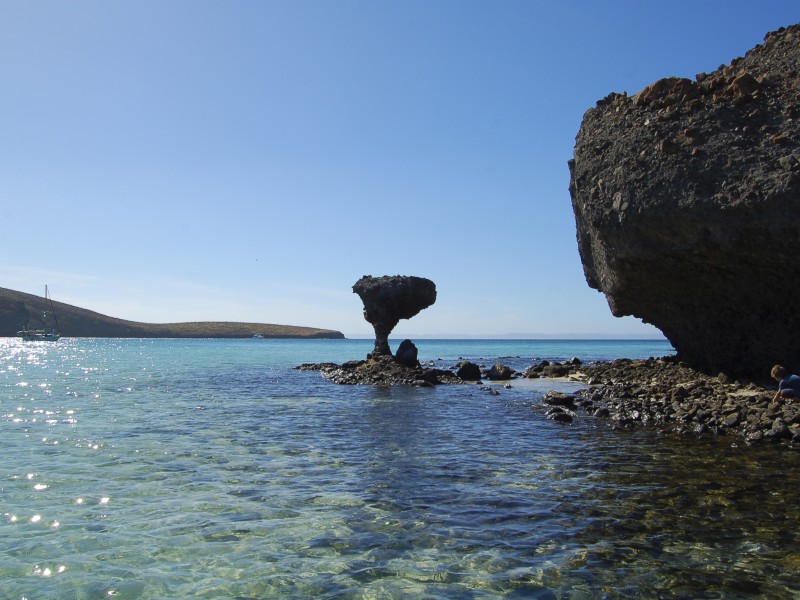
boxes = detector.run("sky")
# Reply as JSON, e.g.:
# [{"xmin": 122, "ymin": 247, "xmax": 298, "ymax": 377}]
[{"xmin": 1, "ymin": 1, "xmax": 797, "ymax": 339}]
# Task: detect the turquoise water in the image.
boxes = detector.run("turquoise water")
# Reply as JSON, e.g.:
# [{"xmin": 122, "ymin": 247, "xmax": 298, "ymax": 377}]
[{"xmin": 3, "ymin": 338, "xmax": 800, "ymax": 599}]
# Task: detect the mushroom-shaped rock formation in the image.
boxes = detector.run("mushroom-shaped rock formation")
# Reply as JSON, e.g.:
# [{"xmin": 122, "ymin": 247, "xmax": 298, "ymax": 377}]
[
  {"xmin": 569, "ymin": 24, "xmax": 800, "ymax": 375},
  {"xmin": 352, "ymin": 275, "xmax": 436, "ymax": 357}
]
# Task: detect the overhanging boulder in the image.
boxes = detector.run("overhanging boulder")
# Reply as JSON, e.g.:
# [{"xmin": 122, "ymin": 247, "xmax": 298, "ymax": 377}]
[{"xmin": 569, "ymin": 24, "xmax": 800, "ymax": 375}]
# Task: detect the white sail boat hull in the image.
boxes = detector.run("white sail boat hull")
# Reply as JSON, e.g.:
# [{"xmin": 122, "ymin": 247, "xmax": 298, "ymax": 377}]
[
  {"xmin": 18, "ymin": 330, "xmax": 60, "ymax": 342},
  {"xmin": 17, "ymin": 286, "xmax": 61, "ymax": 342}
]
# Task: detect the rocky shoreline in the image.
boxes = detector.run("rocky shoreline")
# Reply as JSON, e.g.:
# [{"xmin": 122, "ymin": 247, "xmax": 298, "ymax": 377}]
[
  {"xmin": 298, "ymin": 355, "xmax": 798, "ymax": 448},
  {"xmin": 547, "ymin": 357, "xmax": 799, "ymax": 448},
  {"xmin": 296, "ymin": 354, "xmax": 462, "ymax": 386}
]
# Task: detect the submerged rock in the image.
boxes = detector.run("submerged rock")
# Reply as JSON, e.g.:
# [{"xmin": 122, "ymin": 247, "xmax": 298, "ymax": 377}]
[
  {"xmin": 545, "ymin": 407, "xmax": 575, "ymax": 423},
  {"xmin": 542, "ymin": 391, "xmax": 578, "ymax": 409},
  {"xmin": 569, "ymin": 24, "xmax": 800, "ymax": 375}
]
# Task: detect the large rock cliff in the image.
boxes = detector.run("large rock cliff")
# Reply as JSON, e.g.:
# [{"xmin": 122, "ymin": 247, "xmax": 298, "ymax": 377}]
[{"xmin": 569, "ymin": 24, "xmax": 800, "ymax": 375}]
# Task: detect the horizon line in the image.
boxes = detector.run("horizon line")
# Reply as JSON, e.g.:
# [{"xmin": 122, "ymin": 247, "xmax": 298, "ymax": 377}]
[{"xmin": 342, "ymin": 333, "xmax": 668, "ymax": 341}]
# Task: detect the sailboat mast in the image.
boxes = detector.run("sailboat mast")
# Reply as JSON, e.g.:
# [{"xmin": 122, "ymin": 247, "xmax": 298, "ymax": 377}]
[{"xmin": 46, "ymin": 285, "xmax": 60, "ymax": 333}]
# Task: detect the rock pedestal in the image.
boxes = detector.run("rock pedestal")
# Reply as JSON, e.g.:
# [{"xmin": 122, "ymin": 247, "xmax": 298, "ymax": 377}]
[
  {"xmin": 352, "ymin": 275, "xmax": 436, "ymax": 357},
  {"xmin": 569, "ymin": 24, "xmax": 800, "ymax": 375}
]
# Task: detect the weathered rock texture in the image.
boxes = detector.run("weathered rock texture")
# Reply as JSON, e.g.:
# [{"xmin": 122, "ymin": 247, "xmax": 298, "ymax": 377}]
[
  {"xmin": 569, "ymin": 24, "xmax": 800, "ymax": 375},
  {"xmin": 296, "ymin": 358, "xmax": 521, "ymax": 386},
  {"xmin": 297, "ymin": 355, "xmax": 460, "ymax": 386},
  {"xmin": 394, "ymin": 339, "xmax": 420, "ymax": 368},
  {"xmin": 352, "ymin": 275, "xmax": 437, "ymax": 357},
  {"xmin": 562, "ymin": 358, "xmax": 800, "ymax": 448}
]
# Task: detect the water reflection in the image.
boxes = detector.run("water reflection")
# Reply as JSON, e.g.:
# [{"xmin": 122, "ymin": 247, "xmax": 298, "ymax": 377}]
[
  {"xmin": 282, "ymin": 386, "xmax": 800, "ymax": 597},
  {"xmin": 2, "ymin": 339, "xmax": 800, "ymax": 598},
  {"xmin": 544, "ymin": 428, "xmax": 800, "ymax": 597}
]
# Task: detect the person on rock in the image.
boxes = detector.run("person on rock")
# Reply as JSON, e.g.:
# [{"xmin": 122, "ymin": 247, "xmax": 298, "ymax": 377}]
[{"xmin": 770, "ymin": 365, "xmax": 800, "ymax": 401}]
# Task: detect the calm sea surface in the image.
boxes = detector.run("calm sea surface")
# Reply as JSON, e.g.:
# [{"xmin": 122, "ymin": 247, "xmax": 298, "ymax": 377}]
[{"xmin": 3, "ymin": 338, "xmax": 800, "ymax": 599}]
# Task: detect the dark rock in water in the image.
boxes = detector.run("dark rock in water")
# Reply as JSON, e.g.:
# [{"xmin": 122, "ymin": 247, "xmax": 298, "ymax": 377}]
[
  {"xmin": 456, "ymin": 362, "xmax": 482, "ymax": 381},
  {"xmin": 353, "ymin": 275, "xmax": 436, "ymax": 357},
  {"xmin": 545, "ymin": 407, "xmax": 575, "ymax": 423},
  {"xmin": 297, "ymin": 354, "xmax": 461, "ymax": 386},
  {"xmin": 542, "ymin": 391, "xmax": 577, "ymax": 409},
  {"xmin": 546, "ymin": 364, "xmax": 572, "ymax": 377},
  {"xmin": 296, "ymin": 362, "xmax": 339, "ymax": 371},
  {"xmin": 569, "ymin": 24, "xmax": 800, "ymax": 375},
  {"xmin": 484, "ymin": 363, "xmax": 515, "ymax": 381},
  {"xmin": 395, "ymin": 339, "xmax": 420, "ymax": 368},
  {"xmin": 525, "ymin": 363, "xmax": 573, "ymax": 378}
]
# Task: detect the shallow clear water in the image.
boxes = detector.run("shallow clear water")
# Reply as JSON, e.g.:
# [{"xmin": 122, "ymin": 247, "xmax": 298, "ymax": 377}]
[{"xmin": 2, "ymin": 338, "xmax": 800, "ymax": 599}]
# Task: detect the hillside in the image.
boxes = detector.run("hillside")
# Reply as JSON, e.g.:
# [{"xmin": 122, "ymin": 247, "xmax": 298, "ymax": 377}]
[{"xmin": 0, "ymin": 287, "xmax": 344, "ymax": 339}]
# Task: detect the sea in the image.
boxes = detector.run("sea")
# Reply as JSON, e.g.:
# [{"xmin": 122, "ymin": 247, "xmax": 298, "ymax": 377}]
[{"xmin": 3, "ymin": 337, "xmax": 800, "ymax": 599}]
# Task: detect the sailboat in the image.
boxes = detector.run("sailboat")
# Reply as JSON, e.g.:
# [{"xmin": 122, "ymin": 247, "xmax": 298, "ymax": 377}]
[{"xmin": 17, "ymin": 286, "xmax": 61, "ymax": 342}]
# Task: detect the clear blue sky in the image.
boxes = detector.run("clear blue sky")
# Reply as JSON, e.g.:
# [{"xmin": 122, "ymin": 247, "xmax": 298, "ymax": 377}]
[{"xmin": 2, "ymin": 1, "xmax": 797, "ymax": 338}]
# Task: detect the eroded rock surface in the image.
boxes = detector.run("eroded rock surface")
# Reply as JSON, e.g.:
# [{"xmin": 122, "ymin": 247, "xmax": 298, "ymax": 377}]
[
  {"xmin": 569, "ymin": 24, "xmax": 800, "ymax": 375},
  {"xmin": 353, "ymin": 275, "xmax": 437, "ymax": 357},
  {"xmin": 295, "ymin": 358, "xmax": 520, "ymax": 386},
  {"xmin": 567, "ymin": 358, "xmax": 800, "ymax": 448},
  {"xmin": 297, "ymin": 355, "xmax": 460, "ymax": 386},
  {"xmin": 394, "ymin": 339, "xmax": 420, "ymax": 368}
]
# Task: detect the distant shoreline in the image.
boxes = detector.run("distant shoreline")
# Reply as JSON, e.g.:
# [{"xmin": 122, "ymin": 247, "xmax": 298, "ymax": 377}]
[
  {"xmin": 0, "ymin": 287, "xmax": 344, "ymax": 339},
  {"xmin": 351, "ymin": 334, "xmax": 668, "ymax": 341}
]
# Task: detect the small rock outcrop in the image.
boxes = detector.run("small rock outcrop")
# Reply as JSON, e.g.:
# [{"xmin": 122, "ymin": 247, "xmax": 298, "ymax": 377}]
[
  {"xmin": 353, "ymin": 275, "xmax": 437, "ymax": 357},
  {"xmin": 484, "ymin": 364, "xmax": 515, "ymax": 381},
  {"xmin": 456, "ymin": 362, "xmax": 482, "ymax": 381},
  {"xmin": 297, "ymin": 355, "xmax": 461, "ymax": 386},
  {"xmin": 569, "ymin": 24, "xmax": 800, "ymax": 375},
  {"xmin": 394, "ymin": 339, "xmax": 420, "ymax": 368}
]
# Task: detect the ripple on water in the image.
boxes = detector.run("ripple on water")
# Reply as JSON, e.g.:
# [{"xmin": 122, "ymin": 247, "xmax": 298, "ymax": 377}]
[{"xmin": 1, "ymin": 339, "xmax": 800, "ymax": 598}]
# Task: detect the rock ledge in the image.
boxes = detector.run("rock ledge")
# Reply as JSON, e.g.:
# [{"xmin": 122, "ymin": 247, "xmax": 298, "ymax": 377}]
[{"xmin": 563, "ymin": 358, "xmax": 798, "ymax": 447}]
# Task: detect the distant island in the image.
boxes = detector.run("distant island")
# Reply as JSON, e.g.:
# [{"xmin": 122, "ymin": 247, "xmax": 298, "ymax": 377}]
[{"xmin": 0, "ymin": 287, "xmax": 344, "ymax": 339}]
